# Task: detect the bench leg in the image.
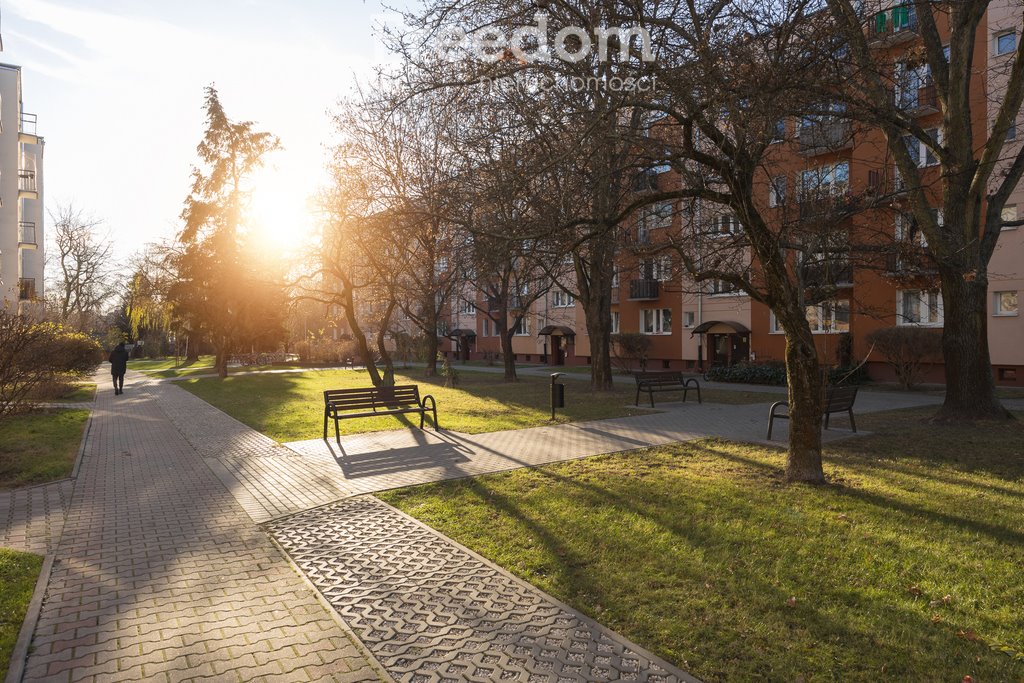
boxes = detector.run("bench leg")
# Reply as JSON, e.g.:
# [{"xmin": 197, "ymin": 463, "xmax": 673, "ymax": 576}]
[
  {"xmin": 824, "ymin": 411, "xmax": 831, "ymax": 430},
  {"xmin": 635, "ymin": 386, "xmax": 641, "ymax": 407},
  {"xmin": 766, "ymin": 413, "xmax": 774, "ymax": 440},
  {"xmin": 649, "ymin": 389, "xmax": 655, "ymax": 409},
  {"xmin": 696, "ymin": 386, "xmax": 702, "ymax": 404},
  {"xmin": 419, "ymin": 409, "xmax": 425, "ymax": 430},
  {"xmin": 323, "ymin": 410, "xmax": 329, "ymax": 440},
  {"xmin": 849, "ymin": 409, "xmax": 856, "ymax": 433},
  {"xmin": 334, "ymin": 416, "xmax": 342, "ymax": 445},
  {"xmin": 432, "ymin": 405, "xmax": 439, "ymax": 430}
]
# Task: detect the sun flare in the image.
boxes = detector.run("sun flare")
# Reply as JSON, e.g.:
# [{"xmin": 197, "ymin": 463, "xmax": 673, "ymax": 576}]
[{"xmin": 247, "ymin": 164, "xmax": 318, "ymax": 254}]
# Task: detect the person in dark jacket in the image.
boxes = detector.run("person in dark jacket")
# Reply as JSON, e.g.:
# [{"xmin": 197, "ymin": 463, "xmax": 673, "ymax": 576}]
[{"xmin": 108, "ymin": 342, "xmax": 129, "ymax": 395}]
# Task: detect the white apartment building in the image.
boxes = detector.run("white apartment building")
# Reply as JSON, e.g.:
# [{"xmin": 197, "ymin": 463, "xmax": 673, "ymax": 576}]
[{"xmin": 0, "ymin": 63, "xmax": 44, "ymax": 312}]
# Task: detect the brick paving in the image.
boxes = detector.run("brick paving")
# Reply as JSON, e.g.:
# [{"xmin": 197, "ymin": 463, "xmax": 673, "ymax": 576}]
[
  {"xmin": 20, "ymin": 378, "xmax": 383, "ymax": 683},
  {"xmin": 0, "ymin": 479, "xmax": 75, "ymax": 554}
]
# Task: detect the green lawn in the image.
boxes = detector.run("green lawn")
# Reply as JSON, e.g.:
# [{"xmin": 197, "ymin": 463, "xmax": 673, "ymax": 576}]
[
  {"xmin": 0, "ymin": 409, "xmax": 90, "ymax": 490},
  {"xmin": 53, "ymin": 383, "xmax": 96, "ymax": 403},
  {"xmin": 380, "ymin": 408, "xmax": 1024, "ymax": 682},
  {"xmin": 0, "ymin": 549, "xmax": 42, "ymax": 675},
  {"xmin": 179, "ymin": 369, "xmax": 656, "ymax": 441},
  {"xmin": 130, "ymin": 355, "xmax": 216, "ymax": 378}
]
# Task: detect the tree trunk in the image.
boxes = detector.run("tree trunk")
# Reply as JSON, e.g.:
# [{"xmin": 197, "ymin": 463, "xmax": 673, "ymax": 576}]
[
  {"xmin": 375, "ymin": 301, "xmax": 397, "ymax": 387},
  {"xmin": 423, "ymin": 331, "xmax": 439, "ymax": 377},
  {"xmin": 934, "ymin": 275, "xmax": 1010, "ymax": 421},
  {"xmin": 500, "ymin": 328, "xmax": 518, "ymax": 382},
  {"xmin": 783, "ymin": 328, "xmax": 826, "ymax": 484},
  {"xmin": 185, "ymin": 335, "xmax": 199, "ymax": 363},
  {"xmin": 215, "ymin": 339, "xmax": 229, "ymax": 379},
  {"xmin": 582, "ymin": 295, "xmax": 614, "ymax": 391}
]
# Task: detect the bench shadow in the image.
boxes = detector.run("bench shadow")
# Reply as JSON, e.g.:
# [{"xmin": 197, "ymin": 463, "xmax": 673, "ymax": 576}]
[{"xmin": 322, "ymin": 431, "xmax": 472, "ymax": 479}]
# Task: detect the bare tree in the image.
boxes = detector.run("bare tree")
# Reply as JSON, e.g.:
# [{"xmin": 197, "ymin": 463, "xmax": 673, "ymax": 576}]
[
  {"xmin": 47, "ymin": 203, "xmax": 115, "ymax": 330},
  {"xmin": 821, "ymin": 0, "xmax": 1023, "ymax": 421}
]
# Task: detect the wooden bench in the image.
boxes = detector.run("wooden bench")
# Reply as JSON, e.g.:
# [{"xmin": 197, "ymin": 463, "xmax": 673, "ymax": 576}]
[
  {"xmin": 633, "ymin": 371, "xmax": 702, "ymax": 407},
  {"xmin": 767, "ymin": 385, "xmax": 859, "ymax": 440},
  {"xmin": 323, "ymin": 385, "xmax": 438, "ymax": 444}
]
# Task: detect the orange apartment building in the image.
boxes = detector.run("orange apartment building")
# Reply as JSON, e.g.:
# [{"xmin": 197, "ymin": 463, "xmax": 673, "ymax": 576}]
[{"xmin": 438, "ymin": 1, "xmax": 1023, "ymax": 386}]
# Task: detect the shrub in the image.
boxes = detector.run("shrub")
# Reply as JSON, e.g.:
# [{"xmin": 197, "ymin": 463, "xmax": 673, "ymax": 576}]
[
  {"xmin": 707, "ymin": 361, "xmax": 788, "ymax": 385},
  {"xmin": 868, "ymin": 326, "xmax": 943, "ymax": 389},
  {"xmin": 0, "ymin": 313, "xmax": 103, "ymax": 417},
  {"xmin": 611, "ymin": 333, "xmax": 653, "ymax": 372},
  {"xmin": 295, "ymin": 339, "xmax": 359, "ymax": 366}
]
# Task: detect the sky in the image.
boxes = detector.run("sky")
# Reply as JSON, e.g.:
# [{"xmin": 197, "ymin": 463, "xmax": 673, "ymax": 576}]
[{"xmin": 5, "ymin": 0, "xmax": 412, "ymax": 261}]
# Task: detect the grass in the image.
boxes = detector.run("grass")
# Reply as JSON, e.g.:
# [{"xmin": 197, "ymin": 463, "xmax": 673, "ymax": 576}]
[
  {"xmin": 52, "ymin": 383, "xmax": 96, "ymax": 403},
  {"xmin": 0, "ymin": 409, "xmax": 90, "ymax": 490},
  {"xmin": 0, "ymin": 549, "xmax": 42, "ymax": 675},
  {"xmin": 379, "ymin": 407, "xmax": 1024, "ymax": 682},
  {"xmin": 130, "ymin": 355, "xmax": 216, "ymax": 378},
  {"xmin": 178, "ymin": 368, "xmax": 656, "ymax": 441}
]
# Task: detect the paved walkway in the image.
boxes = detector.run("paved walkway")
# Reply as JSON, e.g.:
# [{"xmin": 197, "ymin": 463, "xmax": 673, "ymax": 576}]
[
  {"xmin": 2, "ymin": 367, "xmax": 953, "ymax": 683},
  {"xmin": 16, "ymin": 376, "xmax": 382, "ymax": 683}
]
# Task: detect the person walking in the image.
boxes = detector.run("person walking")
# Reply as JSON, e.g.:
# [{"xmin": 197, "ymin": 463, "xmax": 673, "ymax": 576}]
[{"xmin": 109, "ymin": 342, "xmax": 129, "ymax": 395}]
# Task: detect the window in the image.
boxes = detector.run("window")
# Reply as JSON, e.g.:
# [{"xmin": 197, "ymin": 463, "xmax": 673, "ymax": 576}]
[
  {"xmin": 892, "ymin": 4, "xmax": 915, "ymax": 31},
  {"xmin": 513, "ymin": 315, "xmax": 531, "ymax": 336},
  {"xmin": 805, "ymin": 300, "xmax": 850, "ymax": 333},
  {"xmin": 800, "ymin": 162, "xmax": 849, "ymax": 198},
  {"xmin": 482, "ymin": 318, "xmax": 491, "ymax": 337},
  {"xmin": 994, "ymin": 291, "xmax": 1019, "ymax": 316},
  {"xmin": 769, "ymin": 176, "xmax": 787, "ymax": 208},
  {"xmin": 709, "ymin": 214, "xmax": 741, "ymax": 235},
  {"xmin": 897, "ymin": 289, "xmax": 943, "ymax": 326},
  {"xmin": 709, "ymin": 279, "xmax": 738, "ymax": 295},
  {"xmin": 459, "ymin": 300, "xmax": 476, "ymax": 314},
  {"xmin": 683, "ymin": 311, "xmax": 696, "ymax": 328},
  {"xmin": 895, "ymin": 210, "xmax": 940, "ymax": 247},
  {"xmin": 437, "ymin": 319, "xmax": 450, "ymax": 336},
  {"xmin": 770, "ymin": 313, "xmax": 784, "ymax": 334},
  {"xmin": 641, "ymin": 308, "xmax": 672, "ymax": 335},
  {"xmin": 552, "ymin": 290, "xmax": 575, "ymax": 308},
  {"xmin": 771, "ymin": 119, "xmax": 785, "ymax": 143},
  {"xmin": 641, "ymin": 201, "xmax": 674, "ymax": 230},
  {"xmin": 1007, "ymin": 123, "xmax": 1017, "ymax": 141},
  {"xmin": 611, "ymin": 270, "xmax": 620, "ymax": 288},
  {"xmin": 1002, "ymin": 205, "xmax": 1018, "ymax": 230},
  {"xmin": 611, "ymin": 311, "xmax": 620, "ymax": 334},
  {"xmin": 895, "ymin": 62, "xmax": 932, "ymax": 109},
  {"xmin": 902, "ymin": 129, "xmax": 940, "ymax": 167},
  {"xmin": 996, "ymin": 31, "xmax": 1017, "ymax": 56},
  {"xmin": 797, "ymin": 102, "xmax": 846, "ymax": 131},
  {"xmin": 435, "ymin": 257, "xmax": 449, "ymax": 275}
]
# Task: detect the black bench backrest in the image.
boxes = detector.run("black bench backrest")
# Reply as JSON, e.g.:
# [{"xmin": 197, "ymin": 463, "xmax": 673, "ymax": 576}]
[
  {"xmin": 825, "ymin": 385, "xmax": 858, "ymax": 411},
  {"xmin": 324, "ymin": 385, "xmax": 421, "ymax": 411},
  {"xmin": 634, "ymin": 371, "xmax": 683, "ymax": 385}
]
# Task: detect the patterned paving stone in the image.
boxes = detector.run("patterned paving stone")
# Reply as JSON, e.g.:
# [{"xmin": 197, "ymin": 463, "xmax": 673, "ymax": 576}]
[
  {"xmin": 0, "ymin": 478, "xmax": 74, "ymax": 554},
  {"xmin": 268, "ymin": 496, "xmax": 700, "ymax": 683}
]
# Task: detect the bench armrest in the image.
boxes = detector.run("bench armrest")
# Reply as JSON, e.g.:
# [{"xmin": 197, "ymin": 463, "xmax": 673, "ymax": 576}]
[{"xmin": 683, "ymin": 378, "xmax": 700, "ymax": 388}]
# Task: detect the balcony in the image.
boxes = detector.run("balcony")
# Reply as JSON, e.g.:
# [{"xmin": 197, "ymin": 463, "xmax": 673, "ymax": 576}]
[
  {"xmin": 18, "ymin": 169, "xmax": 38, "ymax": 197},
  {"xmin": 18, "ymin": 221, "xmax": 37, "ymax": 248},
  {"xmin": 898, "ymin": 84, "xmax": 939, "ymax": 118},
  {"xmin": 799, "ymin": 120, "xmax": 853, "ymax": 155},
  {"xmin": 801, "ymin": 261, "xmax": 854, "ymax": 288},
  {"xmin": 868, "ymin": 6, "xmax": 919, "ymax": 47},
  {"xmin": 632, "ymin": 170, "xmax": 659, "ymax": 193},
  {"xmin": 799, "ymin": 194, "xmax": 851, "ymax": 221},
  {"xmin": 886, "ymin": 248, "xmax": 937, "ymax": 277},
  {"xmin": 20, "ymin": 113, "xmax": 38, "ymax": 136},
  {"xmin": 18, "ymin": 278, "xmax": 36, "ymax": 301},
  {"xmin": 611, "ymin": 287, "xmax": 620, "ymax": 305},
  {"xmin": 629, "ymin": 278, "xmax": 660, "ymax": 300},
  {"xmin": 486, "ymin": 295, "xmax": 525, "ymax": 312}
]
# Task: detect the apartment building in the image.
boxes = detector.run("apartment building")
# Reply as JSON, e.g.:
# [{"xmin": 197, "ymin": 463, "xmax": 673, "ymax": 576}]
[
  {"xmin": 433, "ymin": 2, "xmax": 1022, "ymax": 386},
  {"xmin": 0, "ymin": 63, "xmax": 44, "ymax": 313}
]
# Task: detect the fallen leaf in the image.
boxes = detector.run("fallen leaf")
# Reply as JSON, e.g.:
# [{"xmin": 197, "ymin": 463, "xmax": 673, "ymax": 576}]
[
  {"xmin": 931, "ymin": 614, "xmax": 942, "ymax": 623},
  {"xmin": 957, "ymin": 630, "xmax": 983, "ymax": 643},
  {"xmin": 786, "ymin": 596, "xmax": 798, "ymax": 607},
  {"xmin": 962, "ymin": 676, "xmax": 974, "ymax": 683},
  {"xmin": 908, "ymin": 585, "xmax": 923, "ymax": 596}
]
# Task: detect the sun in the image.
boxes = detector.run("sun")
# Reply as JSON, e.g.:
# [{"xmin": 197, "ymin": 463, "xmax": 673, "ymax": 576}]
[{"xmin": 247, "ymin": 164, "xmax": 318, "ymax": 255}]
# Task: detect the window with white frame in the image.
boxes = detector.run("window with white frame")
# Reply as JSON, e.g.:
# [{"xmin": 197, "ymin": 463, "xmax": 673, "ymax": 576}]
[
  {"xmin": 611, "ymin": 270, "xmax": 620, "ymax": 288},
  {"xmin": 994, "ymin": 291, "xmax": 1019, "ymax": 316},
  {"xmin": 438, "ymin": 319, "xmax": 450, "ymax": 336},
  {"xmin": 611, "ymin": 311, "xmax": 620, "ymax": 334},
  {"xmin": 770, "ymin": 312, "xmax": 784, "ymax": 333},
  {"xmin": 482, "ymin": 318, "xmax": 491, "ymax": 337},
  {"xmin": 895, "ymin": 209, "xmax": 941, "ymax": 246},
  {"xmin": 805, "ymin": 300, "xmax": 851, "ymax": 333},
  {"xmin": 709, "ymin": 214, "xmax": 741, "ymax": 235},
  {"xmin": 641, "ymin": 308, "xmax": 672, "ymax": 335},
  {"xmin": 1002, "ymin": 205, "xmax": 1018, "ymax": 230},
  {"xmin": 996, "ymin": 30, "xmax": 1017, "ymax": 56},
  {"xmin": 513, "ymin": 315, "xmax": 531, "ymax": 336},
  {"xmin": 683, "ymin": 311, "xmax": 696, "ymax": 328},
  {"xmin": 768, "ymin": 176, "xmax": 787, "ymax": 208},
  {"xmin": 771, "ymin": 119, "xmax": 785, "ymax": 142},
  {"xmin": 800, "ymin": 161, "xmax": 849, "ymax": 198},
  {"xmin": 902, "ymin": 129, "xmax": 940, "ymax": 167},
  {"xmin": 709, "ymin": 279, "xmax": 739, "ymax": 295},
  {"xmin": 897, "ymin": 289, "xmax": 944, "ymax": 326},
  {"xmin": 639, "ymin": 257, "xmax": 673, "ymax": 282},
  {"xmin": 894, "ymin": 62, "xmax": 932, "ymax": 110},
  {"xmin": 459, "ymin": 299, "xmax": 476, "ymax": 314},
  {"xmin": 797, "ymin": 102, "xmax": 846, "ymax": 131},
  {"xmin": 640, "ymin": 201, "xmax": 673, "ymax": 232},
  {"xmin": 552, "ymin": 290, "xmax": 575, "ymax": 308}
]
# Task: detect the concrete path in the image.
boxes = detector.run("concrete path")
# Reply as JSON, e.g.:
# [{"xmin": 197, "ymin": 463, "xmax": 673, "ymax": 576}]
[
  {"xmin": 0, "ymin": 479, "xmax": 75, "ymax": 555},
  {"xmin": 15, "ymin": 376, "xmax": 383, "ymax": 683}
]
